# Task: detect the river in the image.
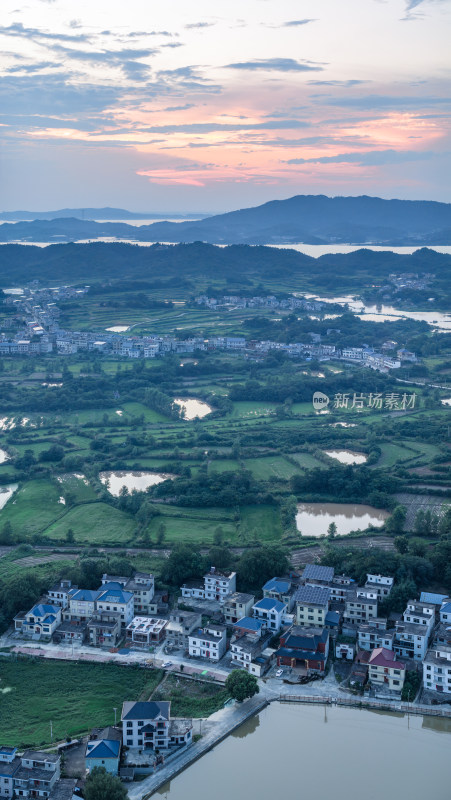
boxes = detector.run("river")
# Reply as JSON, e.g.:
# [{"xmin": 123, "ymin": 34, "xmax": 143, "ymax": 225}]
[{"xmin": 157, "ymin": 702, "xmax": 451, "ymax": 800}]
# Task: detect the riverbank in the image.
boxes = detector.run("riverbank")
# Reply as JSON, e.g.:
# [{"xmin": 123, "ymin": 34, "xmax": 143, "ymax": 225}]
[{"xmin": 126, "ymin": 694, "xmax": 269, "ymax": 800}]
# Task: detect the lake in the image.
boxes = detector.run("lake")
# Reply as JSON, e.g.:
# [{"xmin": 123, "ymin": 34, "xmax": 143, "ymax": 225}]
[
  {"xmin": 296, "ymin": 502, "xmax": 389, "ymax": 536},
  {"xmin": 301, "ymin": 292, "xmax": 451, "ymax": 331},
  {"xmin": 99, "ymin": 471, "xmax": 174, "ymax": 496},
  {"xmin": 174, "ymin": 398, "xmax": 212, "ymax": 420},
  {"xmin": 157, "ymin": 702, "xmax": 451, "ymax": 800},
  {"xmin": 106, "ymin": 325, "xmax": 130, "ymax": 333},
  {"xmin": 324, "ymin": 449, "xmax": 368, "ymax": 465},
  {"xmin": 0, "ymin": 484, "xmax": 18, "ymax": 510}
]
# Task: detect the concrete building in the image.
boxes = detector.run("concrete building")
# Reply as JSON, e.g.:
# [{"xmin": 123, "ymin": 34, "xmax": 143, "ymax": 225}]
[
  {"xmin": 223, "ymin": 593, "xmax": 255, "ymax": 625},
  {"xmin": 188, "ymin": 624, "xmax": 227, "ymax": 661},
  {"xmin": 252, "ymin": 597, "xmax": 286, "ymax": 632},
  {"xmin": 294, "ymin": 585, "xmax": 330, "ymax": 627},
  {"xmin": 126, "ymin": 617, "xmax": 168, "ymax": 648},
  {"xmin": 121, "ymin": 701, "xmax": 192, "ymax": 752},
  {"xmin": 85, "ymin": 727, "xmax": 121, "ymax": 776},
  {"xmin": 164, "ymin": 611, "xmax": 202, "ymax": 650},
  {"xmin": 364, "ymin": 574, "xmax": 394, "ymax": 598},
  {"xmin": 423, "ymin": 645, "xmax": 451, "ymax": 694},
  {"xmin": 368, "ymin": 648, "xmax": 406, "ymax": 692}
]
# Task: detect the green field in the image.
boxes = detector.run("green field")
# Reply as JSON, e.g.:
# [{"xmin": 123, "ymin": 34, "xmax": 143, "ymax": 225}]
[
  {"xmin": 244, "ymin": 455, "xmax": 302, "ymax": 480},
  {"xmin": 0, "ymin": 480, "xmax": 64, "ymax": 535},
  {"xmin": 42, "ymin": 502, "xmax": 137, "ymax": 544},
  {"xmin": 0, "ymin": 660, "xmax": 163, "ymax": 746}
]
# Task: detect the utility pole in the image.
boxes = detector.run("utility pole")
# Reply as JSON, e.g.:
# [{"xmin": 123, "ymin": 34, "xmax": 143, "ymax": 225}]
[{"xmin": 113, "ymin": 707, "xmax": 117, "ymax": 726}]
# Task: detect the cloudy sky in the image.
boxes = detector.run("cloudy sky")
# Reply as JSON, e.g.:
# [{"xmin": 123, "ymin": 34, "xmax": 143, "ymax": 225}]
[{"xmin": 0, "ymin": 0, "xmax": 450, "ymax": 212}]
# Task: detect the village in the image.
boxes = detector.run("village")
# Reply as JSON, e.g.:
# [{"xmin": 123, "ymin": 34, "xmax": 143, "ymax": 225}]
[
  {"xmin": 1, "ymin": 556, "xmax": 451, "ymax": 798},
  {"xmin": 0, "ymin": 286, "xmax": 417, "ymax": 373}
]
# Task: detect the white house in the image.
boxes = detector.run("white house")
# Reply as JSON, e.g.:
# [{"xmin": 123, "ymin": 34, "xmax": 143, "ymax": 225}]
[
  {"xmin": 188, "ymin": 624, "xmax": 227, "ymax": 661},
  {"xmin": 96, "ymin": 583, "xmax": 134, "ymax": 628},
  {"xmin": 14, "ymin": 603, "xmax": 62, "ymax": 639},
  {"xmin": 423, "ymin": 645, "xmax": 451, "ymax": 694},
  {"xmin": 203, "ymin": 568, "xmax": 236, "ymax": 601},
  {"xmin": 121, "ymin": 701, "xmax": 192, "ymax": 751},
  {"xmin": 394, "ymin": 621, "xmax": 430, "ymax": 661},
  {"xmin": 252, "ymin": 598, "xmax": 286, "ymax": 632},
  {"xmin": 440, "ymin": 601, "xmax": 451, "ymax": 624},
  {"xmin": 403, "ymin": 600, "xmax": 435, "ymax": 633},
  {"xmin": 364, "ymin": 574, "xmax": 394, "ymax": 598}
]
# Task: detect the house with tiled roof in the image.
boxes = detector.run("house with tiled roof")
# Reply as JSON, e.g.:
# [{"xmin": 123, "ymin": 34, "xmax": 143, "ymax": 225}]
[
  {"xmin": 302, "ymin": 564, "xmax": 334, "ymax": 585},
  {"xmin": 96, "ymin": 583, "xmax": 134, "ymax": 628},
  {"xmin": 440, "ymin": 601, "xmax": 451, "ymax": 624},
  {"xmin": 0, "ymin": 746, "xmax": 61, "ymax": 799},
  {"xmin": 14, "ymin": 603, "xmax": 62, "ymax": 639},
  {"xmin": 263, "ymin": 577, "xmax": 296, "ymax": 611},
  {"xmin": 86, "ymin": 727, "xmax": 121, "ymax": 775},
  {"xmin": 121, "ymin": 701, "xmax": 192, "ymax": 752},
  {"xmin": 368, "ymin": 647, "xmax": 406, "ymax": 692},
  {"xmin": 233, "ymin": 616, "xmax": 264, "ymax": 638},
  {"xmin": 252, "ymin": 597, "xmax": 286, "ymax": 632},
  {"xmin": 223, "ymin": 593, "xmax": 255, "ymax": 625},
  {"xmin": 276, "ymin": 625, "xmax": 329, "ymax": 673}
]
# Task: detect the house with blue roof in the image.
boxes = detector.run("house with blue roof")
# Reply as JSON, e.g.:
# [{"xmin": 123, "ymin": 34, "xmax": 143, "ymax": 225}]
[
  {"xmin": 14, "ymin": 603, "xmax": 62, "ymax": 639},
  {"xmin": 233, "ymin": 616, "xmax": 264, "ymax": 638},
  {"xmin": 440, "ymin": 602, "xmax": 451, "ymax": 624},
  {"xmin": 86, "ymin": 727, "xmax": 121, "ymax": 775},
  {"xmin": 252, "ymin": 597, "xmax": 286, "ymax": 632},
  {"xmin": 277, "ymin": 625, "xmax": 330, "ymax": 674},
  {"xmin": 263, "ymin": 577, "xmax": 296, "ymax": 611},
  {"xmin": 421, "ymin": 592, "xmax": 449, "ymax": 607},
  {"xmin": 67, "ymin": 589, "xmax": 102, "ymax": 621},
  {"xmin": 96, "ymin": 584, "xmax": 134, "ymax": 628}
]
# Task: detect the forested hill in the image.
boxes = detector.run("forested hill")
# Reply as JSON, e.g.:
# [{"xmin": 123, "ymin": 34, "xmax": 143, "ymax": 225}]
[
  {"xmin": 1, "ymin": 195, "xmax": 451, "ymax": 244},
  {"xmin": 0, "ymin": 242, "xmax": 450, "ymax": 295}
]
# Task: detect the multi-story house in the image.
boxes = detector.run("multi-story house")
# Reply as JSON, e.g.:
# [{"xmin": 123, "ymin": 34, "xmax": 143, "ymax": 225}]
[
  {"xmin": 101, "ymin": 572, "xmax": 155, "ymax": 615},
  {"xmin": 96, "ymin": 583, "xmax": 134, "ymax": 629},
  {"xmin": 364, "ymin": 574, "xmax": 394, "ymax": 599},
  {"xmin": 262, "ymin": 578, "xmax": 295, "ymax": 611},
  {"xmin": 302, "ymin": 564, "xmax": 334, "ymax": 586},
  {"xmin": 439, "ymin": 601, "xmax": 451, "ymax": 624},
  {"xmin": 394, "ymin": 621, "xmax": 430, "ymax": 661},
  {"xmin": 423, "ymin": 645, "xmax": 451, "ymax": 694},
  {"xmin": 223, "ymin": 593, "xmax": 255, "ymax": 625},
  {"xmin": 294, "ymin": 586, "xmax": 330, "ymax": 627},
  {"xmin": 203, "ymin": 568, "xmax": 236, "ymax": 601},
  {"xmin": 230, "ymin": 633, "xmax": 274, "ymax": 677},
  {"xmin": 46, "ymin": 580, "xmax": 77, "ymax": 609},
  {"xmin": 126, "ymin": 617, "xmax": 168, "ymax": 648},
  {"xmin": 276, "ymin": 626, "xmax": 330, "ymax": 674},
  {"xmin": 368, "ymin": 648, "xmax": 406, "ymax": 692},
  {"xmin": 164, "ymin": 611, "xmax": 202, "ymax": 650},
  {"xmin": 233, "ymin": 617, "xmax": 264, "ymax": 639},
  {"xmin": 66, "ymin": 589, "xmax": 101, "ymax": 622},
  {"xmin": 85, "ymin": 727, "xmax": 121, "ymax": 776},
  {"xmin": 403, "ymin": 600, "xmax": 435, "ymax": 632},
  {"xmin": 14, "ymin": 603, "xmax": 62, "ymax": 639},
  {"xmin": 181, "ymin": 567, "xmax": 236, "ymax": 603},
  {"xmin": 252, "ymin": 598, "xmax": 286, "ymax": 632},
  {"xmin": 87, "ymin": 612, "xmax": 122, "ymax": 648},
  {"xmin": 0, "ymin": 748, "xmax": 61, "ymax": 799},
  {"xmin": 358, "ymin": 623, "xmax": 394, "ymax": 652},
  {"xmin": 121, "ymin": 701, "xmax": 192, "ymax": 751},
  {"xmin": 188, "ymin": 624, "xmax": 227, "ymax": 661},
  {"xmin": 344, "ymin": 592, "xmax": 378, "ymax": 625}
]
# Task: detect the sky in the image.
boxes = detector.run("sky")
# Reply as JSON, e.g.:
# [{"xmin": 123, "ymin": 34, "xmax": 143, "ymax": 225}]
[{"xmin": 0, "ymin": 0, "xmax": 450, "ymax": 213}]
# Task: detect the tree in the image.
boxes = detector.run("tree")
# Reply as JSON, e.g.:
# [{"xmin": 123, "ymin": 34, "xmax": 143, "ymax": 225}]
[
  {"xmin": 0, "ymin": 521, "xmax": 13, "ymax": 545},
  {"xmin": 156, "ymin": 523, "xmax": 166, "ymax": 545},
  {"xmin": 66, "ymin": 528, "xmax": 75, "ymax": 544},
  {"xmin": 237, "ymin": 546, "xmax": 289, "ymax": 591},
  {"xmin": 84, "ymin": 767, "xmax": 128, "ymax": 800},
  {"xmin": 161, "ymin": 543, "xmax": 204, "ymax": 586},
  {"xmin": 226, "ymin": 670, "xmax": 259, "ymax": 703},
  {"xmin": 394, "ymin": 535, "xmax": 409, "ymax": 554},
  {"xmin": 213, "ymin": 526, "xmax": 224, "ymax": 546},
  {"xmin": 385, "ymin": 505, "xmax": 407, "ymax": 536},
  {"xmin": 327, "ymin": 522, "xmax": 337, "ymax": 539}
]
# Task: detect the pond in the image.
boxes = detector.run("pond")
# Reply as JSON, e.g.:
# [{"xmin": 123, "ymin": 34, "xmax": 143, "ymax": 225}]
[
  {"xmin": 99, "ymin": 471, "xmax": 174, "ymax": 496},
  {"xmin": 324, "ymin": 449, "xmax": 368, "ymax": 465},
  {"xmin": 0, "ymin": 484, "xmax": 18, "ymax": 510},
  {"xmin": 157, "ymin": 702, "xmax": 451, "ymax": 800},
  {"xmin": 296, "ymin": 502, "xmax": 389, "ymax": 536},
  {"xmin": 441, "ymin": 398, "xmax": 451, "ymax": 406},
  {"xmin": 0, "ymin": 449, "xmax": 9, "ymax": 464},
  {"xmin": 106, "ymin": 325, "xmax": 130, "ymax": 332},
  {"xmin": 174, "ymin": 398, "xmax": 212, "ymax": 420}
]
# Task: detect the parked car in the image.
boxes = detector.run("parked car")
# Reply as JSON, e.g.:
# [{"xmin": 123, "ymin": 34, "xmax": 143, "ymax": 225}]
[
  {"xmin": 276, "ymin": 669, "xmax": 283, "ymax": 677},
  {"xmin": 162, "ymin": 661, "xmax": 173, "ymax": 668}
]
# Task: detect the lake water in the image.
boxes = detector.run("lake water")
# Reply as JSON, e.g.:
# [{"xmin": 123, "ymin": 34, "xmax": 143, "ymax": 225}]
[
  {"xmin": 0, "ymin": 449, "xmax": 9, "ymax": 464},
  {"xmin": 99, "ymin": 470, "xmax": 174, "ymax": 496},
  {"xmin": 0, "ymin": 484, "xmax": 18, "ymax": 510},
  {"xmin": 174, "ymin": 398, "xmax": 212, "ymax": 420},
  {"xmin": 441, "ymin": 398, "xmax": 451, "ymax": 406},
  {"xmin": 296, "ymin": 502, "xmax": 389, "ymax": 536},
  {"xmin": 157, "ymin": 702, "xmax": 451, "ymax": 800},
  {"xmin": 324, "ymin": 449, "xmax": 368, "ymax": 465},
  {"xmin": 301, "ymin": 292, "xmax": 451, "ymax": 331},
  {"xmin": 106, "ymin": 325, "xmax": 130, "ymax": 333}
]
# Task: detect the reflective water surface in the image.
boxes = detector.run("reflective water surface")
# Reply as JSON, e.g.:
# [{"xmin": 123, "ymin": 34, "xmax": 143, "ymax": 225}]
[
  {"xmin": 99, "ymin": 470, "xmax": 174, "ymax": 495},
  {"xmin": 296, "ymin": 501, "xmax": 389, "ymax": 536},
  {"xmin": 157, "ymin": 703, "xmax": 451, "ymax": 800}
]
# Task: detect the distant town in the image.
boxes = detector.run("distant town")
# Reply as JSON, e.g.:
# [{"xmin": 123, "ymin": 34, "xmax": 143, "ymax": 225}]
[{"xmin": 0, "ymin": 284, "xmax": 418, "ymax": 373}]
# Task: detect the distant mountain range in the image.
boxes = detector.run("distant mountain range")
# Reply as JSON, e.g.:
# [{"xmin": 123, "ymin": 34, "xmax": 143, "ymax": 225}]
[
  {"xmin": 0, "ymin": 195, "xmax": 450, "ymax": 245},
  {"xmin": 0, "ymin": 207, "xmax": 203, "ymax": 221}
]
